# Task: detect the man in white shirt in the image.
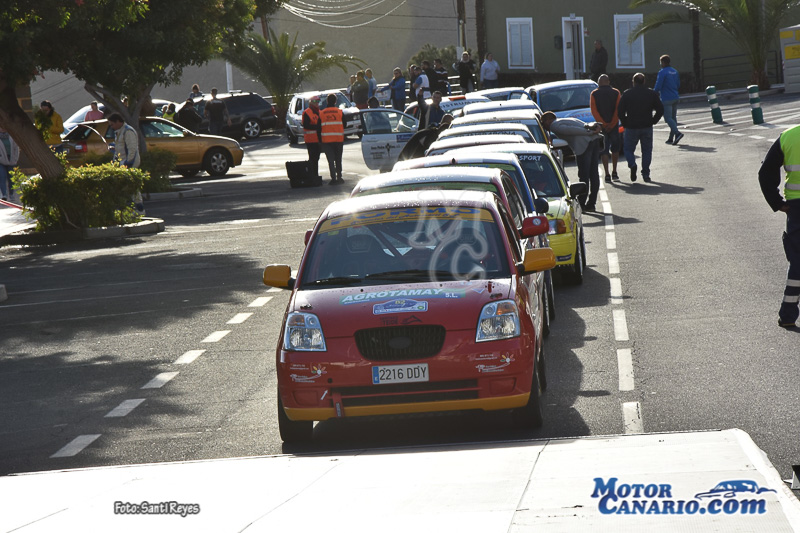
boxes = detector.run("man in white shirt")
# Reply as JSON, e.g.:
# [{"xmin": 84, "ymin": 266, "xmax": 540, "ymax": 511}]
[{"xmin": 412, "ymin": 66, "xmax": 430, "ymax": 104}]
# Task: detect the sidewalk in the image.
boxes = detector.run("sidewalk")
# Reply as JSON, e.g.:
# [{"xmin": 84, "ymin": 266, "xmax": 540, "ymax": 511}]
[{"xmin": 0, "ymin": 198, "xmax": 34, "ymax": 238}]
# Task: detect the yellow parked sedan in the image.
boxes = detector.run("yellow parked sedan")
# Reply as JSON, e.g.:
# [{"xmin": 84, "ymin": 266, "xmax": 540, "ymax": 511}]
[{"xmin": 62, "ymin": 117, "xmax": 244, "ymax": 177}]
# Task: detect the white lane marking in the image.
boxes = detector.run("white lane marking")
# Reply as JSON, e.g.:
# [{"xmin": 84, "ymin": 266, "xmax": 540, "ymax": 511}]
[
  {"xmin": 617, "ymin": 349, "xmax": 635, "ymax": 391},
  {"xmin": 174, "ymin": 349, "xmax": 205, "ymax": 365},
  {"xmin": 104, "ymin": 399, "xmax": 146, "ymax": 418},
  {"xmin": 249, "ymin": 296, "xmax": 273, "ymax": 307},
  {"xmin": 50, "ymin": 434, "xmax": 101, "ymax": 458},
  {"xmin": 729, "ymin": 133, "xmax": 745, "ymax": 137},
  {"xmin": 606, "ymin": 232, "xmax": 617, "ymax": 250},
  {"xmin": 141, "ymin": 372, "xmax": 179, "ymax": 389},
  {"xmin": 599, "ymin": 190, "xmax": 609, "ymax": 202},
  {"xmin": 602, "ymin": 202, "xmax": 612, "ymax": 214},
  {"xmin": 612, "ymin": 309, "xmax": 629, "ymax": 341},
  {"xmin": 623, "ymin": 402, "xmax": 644, "ymax": 434},
  {"xmin": 610, "ymin": 278, "xmax": 623, "ymax": 305},
  {"xmin": 227, "ymin": 312, "xmax": 253, "ymax": 324},
  {"xmin": 749, "ymin": 135, "xmax": 766, "ymax": 140},
  {"xmin": 608, "ymin": 252, "xmax": 619, "ymax": 275},
  {"xmin": 267, "ymin": 287, "xmax": 282, "ymax": 293},
  {"xmin": 202, "ymin": 330, "xmax": 231, "ymax": 343},
  {"xmin": 604, "ymin": 214, "xmax": 614, "ymax": 230}
]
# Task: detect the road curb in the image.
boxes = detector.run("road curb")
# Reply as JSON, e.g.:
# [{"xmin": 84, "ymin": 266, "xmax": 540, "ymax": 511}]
[
  {"xmin": 0, "ymin": 217, "xmax": 166, "ymax": 247},
  {"xmin": 144, "ymin": 187, "xmax": 203, "ymax": 201}
]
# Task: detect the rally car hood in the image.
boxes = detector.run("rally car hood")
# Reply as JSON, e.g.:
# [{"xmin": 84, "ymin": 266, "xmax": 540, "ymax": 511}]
[
  {"xmin": 545, "ymin": 196, "xmax": 569, "ymax": 219},
  {"xmin": 291, "ymin": 279, "xmax": 513, "ymax": 337}
]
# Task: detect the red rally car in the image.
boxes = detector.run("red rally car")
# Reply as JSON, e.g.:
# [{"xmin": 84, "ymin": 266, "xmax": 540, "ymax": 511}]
[{"xmin": 263, "ymin": 190, "xmax": 556, "ymax": 443}]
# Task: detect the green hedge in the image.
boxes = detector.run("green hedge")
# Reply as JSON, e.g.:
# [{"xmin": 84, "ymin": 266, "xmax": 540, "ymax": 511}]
[
  {"xmin": 140, "ymin": 148, "xmax": 177, "ymax": 193},
  {"xmin": 13, "ymin": 163, "xmax": 149, "ymax": 231}
]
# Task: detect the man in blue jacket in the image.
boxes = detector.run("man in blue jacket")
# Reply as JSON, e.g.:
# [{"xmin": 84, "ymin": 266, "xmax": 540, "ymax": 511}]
[{"xmin": 654, "ymin": 54, "xmax": 683, "ymax": 145}]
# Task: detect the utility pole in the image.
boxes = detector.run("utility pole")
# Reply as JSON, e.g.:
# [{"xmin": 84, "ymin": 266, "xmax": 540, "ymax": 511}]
[{"xmin": 456, "ymin": 0, "xmax": 467, "ymax": 55}]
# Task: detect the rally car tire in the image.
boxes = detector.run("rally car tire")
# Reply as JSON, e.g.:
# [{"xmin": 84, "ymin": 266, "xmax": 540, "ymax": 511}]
[
  {"xmin": 277, "ymin": 398, "xmax": 313, "ymax": 443},
  {"xmin": 538, "ymin": 343, "xmax": 547, "ymax": 392},
  {"xmin": 564, "ymin": 233, "xmax": 585, "ymax": 285},
  {"xmin": 511, "ymin": 348, "xmax": 544, "ymax": 429},
  {"xmin": 542, "ymin": 284, "xmax": 551, "ymax": 338},
  {"xmin": 546, "ymin": 271, "xmax": 556, "ymax": 321}
]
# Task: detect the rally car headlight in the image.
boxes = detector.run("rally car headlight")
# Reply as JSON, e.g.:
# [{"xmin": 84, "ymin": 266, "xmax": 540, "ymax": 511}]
[
  {"xmin": 549, "ymin": 219, "xmax": 567, "ymax": 235},
  {"xmin": 284, "ymin": 312, "xmax": 327, "ymax": 351},
  {"xmin": 476, "ymin": 300, "xmax": 520, "ymax": 342}
]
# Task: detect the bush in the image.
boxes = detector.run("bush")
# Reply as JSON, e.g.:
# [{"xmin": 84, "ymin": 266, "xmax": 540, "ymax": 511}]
[
  {"xmin": 140, "ymin": 148, "xmax": 177, "ymax": 193},
  {"xmin": 12, "ymin": 163, "xmax": 148, "ymax": 231},
  {"xmin": 82, "ymin": 151, "xmax": 114, "ymax": 166}
]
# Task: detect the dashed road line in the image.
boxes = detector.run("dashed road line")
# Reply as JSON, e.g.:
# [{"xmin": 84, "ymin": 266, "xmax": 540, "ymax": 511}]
[
  {"xmin": 612, "ymin": 309, "xmax": 630, "ymax": 341},
  {"xmin": 249, "ymin": 296, "xmax": 273, "ymax": 307},
  {"xmin": 201, "ymin": 330, "xmax": 231, "ymax": 343},
  {"xmin": 605, "ymin": 232, "xmax": 617, "ymax": 250},
  {"xmin": 50, "ymin": 434, "xmax": 101, "ymax": 458},
  {"xmin": 174, "ymin": 349, "xmax": 205, "ymax": 365},
  {"xmin": 141, "ymin": 372, "xmax": 179, "ymax": 389},
  {"xmin": 609, "ymin": 278, "xmax": 623, "ymax": 305},
  {"xmin": 105, "ymin": 399, "xmax": 145, "ymax": 418},
  {"xmin": 623, "ymin": 402, "xmax": 644, "ymax": 434},
  {"xmin": 227, "ymin": 312, "xmax": 253, "ymax": 324},
  {"xmin": 607, "ymin": 252, "xmax": 619, "ymax": 275},
  {"xmin": 617, "ymin": 349, "xmax": 635, "ymax": 392}
]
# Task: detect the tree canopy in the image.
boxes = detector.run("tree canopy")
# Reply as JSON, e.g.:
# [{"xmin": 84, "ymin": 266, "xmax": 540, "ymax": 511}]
[
  {"xmin": 630, "ymin": 0, "xmax": 800, "ymax": 88},
  {"xmin": 220, "ymin": 29, "xmax": 362, "ymax": 118}
]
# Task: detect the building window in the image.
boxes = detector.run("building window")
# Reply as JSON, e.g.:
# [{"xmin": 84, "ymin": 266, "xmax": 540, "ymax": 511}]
[
  {"xmin": 614, "ymin": 14, "xmax": 645, "ymax": 69},
  {"xmin": 507, "ymin": 18, "xmax": 534, "ymax": 69}
]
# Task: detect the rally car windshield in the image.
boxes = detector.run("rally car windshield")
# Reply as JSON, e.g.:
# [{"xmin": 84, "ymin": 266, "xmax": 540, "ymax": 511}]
[
  {"xmin": 299, "ymin": 207, "xmax": 511, "ymax": 289},
  {"xmin": 517, "ymin": 155, "xmax": 566, "ymax": 198}
]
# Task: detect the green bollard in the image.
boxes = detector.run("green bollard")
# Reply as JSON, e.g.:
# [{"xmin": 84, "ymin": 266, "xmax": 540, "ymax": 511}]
[
  {"xmin": 748, "ymin": 85, "xmax": 764, "ymax": 125},
  {"xmin": 706, "ymin": 86, "xmax": 723, "ymax": 124}
]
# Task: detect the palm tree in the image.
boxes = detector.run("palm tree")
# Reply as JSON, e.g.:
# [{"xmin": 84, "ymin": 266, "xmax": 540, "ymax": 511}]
[
  {"xmin": 630, "ymin": 0, "xmax": 800, "ymax": 89},
  {"xmin": 220, "ymin": 29, "xmax": 362, "ymax": 121}
]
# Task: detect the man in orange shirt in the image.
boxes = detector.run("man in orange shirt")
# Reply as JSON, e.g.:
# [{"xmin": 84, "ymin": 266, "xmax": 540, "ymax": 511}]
[
  {"xmin": 320, "ymin": 93, "xmax": 347, "ymax": 185},
  {"xmin": 590, "ymin": 74, "xmax": 622, "ymax": 182}
]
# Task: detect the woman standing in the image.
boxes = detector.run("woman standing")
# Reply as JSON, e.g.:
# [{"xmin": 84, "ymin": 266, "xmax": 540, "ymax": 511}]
[
  {"xmin": 0, "ymin": 126, "xmax": 19, "ymax": 201},
  {"xmin": 35, "ymin": 100, "xmax": 64, "ymax": 149},
  {"xmin": 480, "ymin": 52, "xmax": 500, "ymax": 89},
  {"xmin": 453, "ymin": 51, "xmax": 476, "ymax": 93}
]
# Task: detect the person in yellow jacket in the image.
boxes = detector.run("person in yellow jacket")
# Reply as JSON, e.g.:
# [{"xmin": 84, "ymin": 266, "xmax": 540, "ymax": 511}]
[
  {"xmin": 320, "ymin": 93, "xmax": 347, "ymax": 185},
  {"xmin": 759, "ymin": 123, "xmax": 800, "ymax": 327},
  {"xmin": 35, "ymin": 100, "xmax": 64, "ymax": 149}
]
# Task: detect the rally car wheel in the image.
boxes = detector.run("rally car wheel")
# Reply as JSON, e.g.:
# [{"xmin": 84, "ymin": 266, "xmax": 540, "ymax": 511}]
[
  {"xmin": 287, "ymin": 127, "xmax": 299, "ymax": 145},
  {"xmin": 538, "ymin": 343, "xmax": 547, "ymax": 392},
  {"xmin": 242, "ymin": 119, "xmax": 262, "ymax": 139},
  {"xmin": 564, "ymin": 234, "xmax": 585, "ymax": 285},
  {"xmin": 546, "ymin": 272, "xmax": 556, "ymax": 321},
  {"xmin": 511, "ymin": 349, "xmax": 544, "ymax": 429},
  {"xmin": 277, "ymin": 398, "xmax": 313, "ymax": 443}
]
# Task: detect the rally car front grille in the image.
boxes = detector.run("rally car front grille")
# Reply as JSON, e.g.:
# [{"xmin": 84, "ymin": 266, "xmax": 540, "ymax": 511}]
[
  {"xmin": 354, "ymin": 325, "xmax": 446, "ymax": 361},
  {"xmin": 335, "ymin": 379, "xmax": 479, "ymax": 407}
]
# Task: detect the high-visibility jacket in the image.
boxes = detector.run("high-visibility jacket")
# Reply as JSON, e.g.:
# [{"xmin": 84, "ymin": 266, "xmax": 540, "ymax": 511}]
[
  {"xmin": 781, "ymin": 124, "xmax": 800, "ymax": 200},
  {"xmin": 320, "ymin": 107, "xmax": 344, "ymax": 143},
  {"xmin": 302, "ymin": 107, "xmax": 320, "ymax": 143}
]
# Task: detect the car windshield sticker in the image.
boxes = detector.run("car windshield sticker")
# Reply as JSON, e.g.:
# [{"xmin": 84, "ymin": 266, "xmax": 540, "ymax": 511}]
[
  {"xmin": 341, "ymin": 288, "xmax": 465, "ymax": 305},
  {"xmin": 373, "ymin": 299, "xmax": 428, "ymax": 314},
  {"xmin": 320, "ymin": 207, "xmax": 493, "ymax": 233},
  {"xmin": 517, "ymin": 154, "xmax": 542, "ymax": 161}
]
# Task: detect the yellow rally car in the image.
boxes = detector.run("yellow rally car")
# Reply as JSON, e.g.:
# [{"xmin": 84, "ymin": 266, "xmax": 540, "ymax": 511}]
[{"xmin": 447, "ymin": 143, "xmax": 587, "ymax": 284}]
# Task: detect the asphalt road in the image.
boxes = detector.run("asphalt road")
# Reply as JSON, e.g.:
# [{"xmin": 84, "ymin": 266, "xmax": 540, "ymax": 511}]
[{"xmin": 1, "ymin": 94, "xmax": 799, "ymax": 494}]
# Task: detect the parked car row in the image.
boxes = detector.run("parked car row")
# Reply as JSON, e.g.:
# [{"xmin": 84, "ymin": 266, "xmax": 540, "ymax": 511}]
[{"xmin": 265, "ymin": 82, "xmax": 594, "ymax": 444}]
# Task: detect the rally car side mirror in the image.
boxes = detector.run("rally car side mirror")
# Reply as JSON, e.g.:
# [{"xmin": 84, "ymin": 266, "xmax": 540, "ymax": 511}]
[
  {"xmin": 518, "ymin": 248, "xmax": 556, "ymax": 274},
  {"xmin": 520, "ymin": 215, "xmax": 550, "ymax": 238},
  {"xmin": 263, "ymin": 264, "xmax": 294, "ymax": 289},
  {"xmin": 569, "ymin": 182, "xmax": 588, "ymax": 197}
]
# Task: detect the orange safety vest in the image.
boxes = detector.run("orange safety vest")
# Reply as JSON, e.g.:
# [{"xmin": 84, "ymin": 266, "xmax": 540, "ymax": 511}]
[
  {"xmin": 320, "ymin": 107, "xmax": 344, "ymax": 143},
  {"xmin": 302, "ymin": 107, "xmax": 320, "ymax": 144}
]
